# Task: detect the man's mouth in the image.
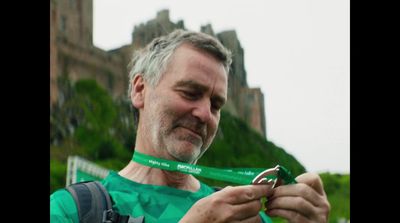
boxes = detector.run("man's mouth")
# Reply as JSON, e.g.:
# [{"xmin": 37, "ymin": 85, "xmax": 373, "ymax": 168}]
[
  {"xmin": 180, "ymin": 126, "xmax": 203, "ymax": 140},
  {"xmin": 172, "ymin": 118, "xmax": 207, "ymax": 144}
]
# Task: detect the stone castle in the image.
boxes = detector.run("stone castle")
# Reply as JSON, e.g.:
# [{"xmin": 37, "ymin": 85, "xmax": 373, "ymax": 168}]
[{"xmin": 50, "ymin": 0, "xmax": 267, "ymax": 137}]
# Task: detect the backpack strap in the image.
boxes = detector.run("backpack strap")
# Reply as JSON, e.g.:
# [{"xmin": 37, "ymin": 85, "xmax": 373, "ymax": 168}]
[{"xmin": 66, "ymin": 181, "xmax": 144, "ymax": 223}]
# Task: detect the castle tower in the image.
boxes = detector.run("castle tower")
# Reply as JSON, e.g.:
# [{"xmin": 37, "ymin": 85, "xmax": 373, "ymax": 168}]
[
  {"xmin": 51, "ymin": 0, "xmax": 128, "ymax": 106},
  {"xmin": 55, "ymin": 0, "xmax": 93, "ymax": 47},
  {"xmin": 131, "ymin": 9, "xmax": 185, "ymax": 48}
]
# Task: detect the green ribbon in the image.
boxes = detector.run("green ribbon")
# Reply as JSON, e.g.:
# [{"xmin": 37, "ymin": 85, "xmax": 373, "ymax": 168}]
[{"xmin": 132, "ymin": 152, "xmax": 279, "ymax": 185}]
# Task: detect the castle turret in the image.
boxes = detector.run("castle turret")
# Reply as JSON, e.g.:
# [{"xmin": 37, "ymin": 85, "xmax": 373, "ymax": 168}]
[
  {"xmin": 132, "ymin": 9, "xmax": 185, "ymax": 49},
  {"xmin": 200, "ymin": 24, "xmax": 215, "ymax": 36}
]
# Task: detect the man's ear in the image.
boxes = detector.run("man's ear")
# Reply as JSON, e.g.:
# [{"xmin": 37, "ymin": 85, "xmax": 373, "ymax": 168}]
[{"xmin": 131, "ymin": 75, "xmax": 145, "ymax": 109}]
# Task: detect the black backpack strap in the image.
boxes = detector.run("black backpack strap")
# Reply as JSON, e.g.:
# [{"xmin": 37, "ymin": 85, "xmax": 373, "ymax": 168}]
[
  {"xmin": 66, "ymin": 181, "xmax": 112, "ymax": 222},
  {"xmin": 66, "ymin": 181, "xmax": 145, "ymax": 223},
  {"xmin": 103, "ymin": 212, "xmax": 144, "ymax": 223}
]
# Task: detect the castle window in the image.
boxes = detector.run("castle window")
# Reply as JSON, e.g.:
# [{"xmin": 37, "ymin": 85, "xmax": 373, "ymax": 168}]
[{"xmin": 61, "ymin": 16, "xmax": 67, "ymax": 32}]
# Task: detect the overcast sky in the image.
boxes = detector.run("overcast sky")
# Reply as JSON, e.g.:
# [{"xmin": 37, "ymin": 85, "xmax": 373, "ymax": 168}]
[{"xmin": 93, "ymin": 0, "xmax": 350, "ymax": 174}]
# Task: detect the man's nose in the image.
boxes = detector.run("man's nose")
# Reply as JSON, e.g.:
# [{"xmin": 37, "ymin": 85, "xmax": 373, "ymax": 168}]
[{"xmin": 192, "ymin": 99, "xmax": 212, "ymax": 123}]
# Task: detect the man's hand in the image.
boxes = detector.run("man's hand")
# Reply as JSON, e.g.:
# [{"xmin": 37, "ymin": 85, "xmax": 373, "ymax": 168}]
[
  {"xmin": 180, "ymin": 184, "xmax": 273, "ymax": 223},
  {"xmin": 266, "ymin": 173, "xmax": 331, "ymax": 223}
]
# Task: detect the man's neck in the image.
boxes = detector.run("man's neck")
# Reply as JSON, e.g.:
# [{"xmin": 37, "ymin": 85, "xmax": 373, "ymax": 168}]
[
  {"xmin": 121, "ymin": 127, "xmax": 201, "ymax": 192},
  {"xmin": 118, "ymin": 160, "xmax": 200, "ymax": 192}
]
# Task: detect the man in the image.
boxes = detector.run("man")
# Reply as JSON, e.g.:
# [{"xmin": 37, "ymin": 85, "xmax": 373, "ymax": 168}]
[{"xmin": 51, "ymin": 29, "xmax": 330, "ymax": 222}]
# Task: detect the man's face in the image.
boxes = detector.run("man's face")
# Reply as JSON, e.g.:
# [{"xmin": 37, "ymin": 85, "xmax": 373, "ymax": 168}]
[{"xmin": 143, "ymin": 44, "xmax": 228, "ymax": 163}]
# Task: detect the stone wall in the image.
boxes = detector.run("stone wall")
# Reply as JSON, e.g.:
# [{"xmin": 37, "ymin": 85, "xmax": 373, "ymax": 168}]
[
  {"xmin": 56, "ymin": 39, "xmax": 128, "ymax": 99},
  {"xmin": 216, "ymin": 30, "xmax": 247, "ymax": 117},
  {"xmin": 50, "ymin": 0, "xmax": 58, "ymax": 104},
  {"xmin": 54, "ymin": 0, "xmax": 92, "ymax": 47},
  {"xmin": 239, "ymin": 88, "xmax": 267, "ymax": 137}
]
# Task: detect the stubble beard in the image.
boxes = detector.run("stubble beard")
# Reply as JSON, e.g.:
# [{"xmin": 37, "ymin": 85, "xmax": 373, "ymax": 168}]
[{"xmin": 149, "ymin": 110, "xmax": 214, "ymax": 163}]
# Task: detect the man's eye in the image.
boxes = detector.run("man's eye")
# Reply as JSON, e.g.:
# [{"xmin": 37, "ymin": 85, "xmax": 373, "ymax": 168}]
[
  {"xmin": 211, "ymin": 102, "xmax": 222, "ymax": 112},
  {"xmin": 182, "ymin": 91, "xmax": 199, "ymax": 100}
]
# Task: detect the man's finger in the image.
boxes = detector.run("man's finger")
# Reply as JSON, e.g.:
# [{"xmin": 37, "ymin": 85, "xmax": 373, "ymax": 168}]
[
  {"xmin": 295, "ymin": 173, "xmax": 325, "ymax": 195},
  {"xmin": 266, "ymin": 208, "xmax": 310, "ymax": 223},
  {"xmin": 231, "ymin": 199, "xmax": 262, "ymax": 220},
  {"xmin": 219, "ymin": 184, "xmax": 273, "ymax": 204},
  {"xmin": 270, "ymin": 183, "xmax": 323, "ymax": 208},
  {"xmin": 266, "ymin": 196, "xmax": 315, "ymax": 217},
  {"xmin": 233, "ymin": 214, "xmax": 262, "ymax": 223}
]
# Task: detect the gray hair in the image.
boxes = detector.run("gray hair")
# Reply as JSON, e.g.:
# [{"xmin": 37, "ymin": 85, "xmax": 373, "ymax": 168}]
[{"xmin": 127, "ymin": 29, "xmax": 232, "ymax": 125}]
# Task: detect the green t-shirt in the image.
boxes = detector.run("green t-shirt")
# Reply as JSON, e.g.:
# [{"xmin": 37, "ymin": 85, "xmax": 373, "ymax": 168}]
[{"xmin": 50, "ymin": 171, "xmax": 272, "ymax": 223}]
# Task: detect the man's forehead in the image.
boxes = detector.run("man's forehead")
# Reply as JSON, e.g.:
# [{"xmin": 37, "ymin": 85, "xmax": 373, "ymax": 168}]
[
  {"xmin": 172, "ymin": 44, "xmax": 226, "ymax": 72},
  {"xmin": 162, "ymin": 44, "xmax": 228, "ymax": 95}
]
